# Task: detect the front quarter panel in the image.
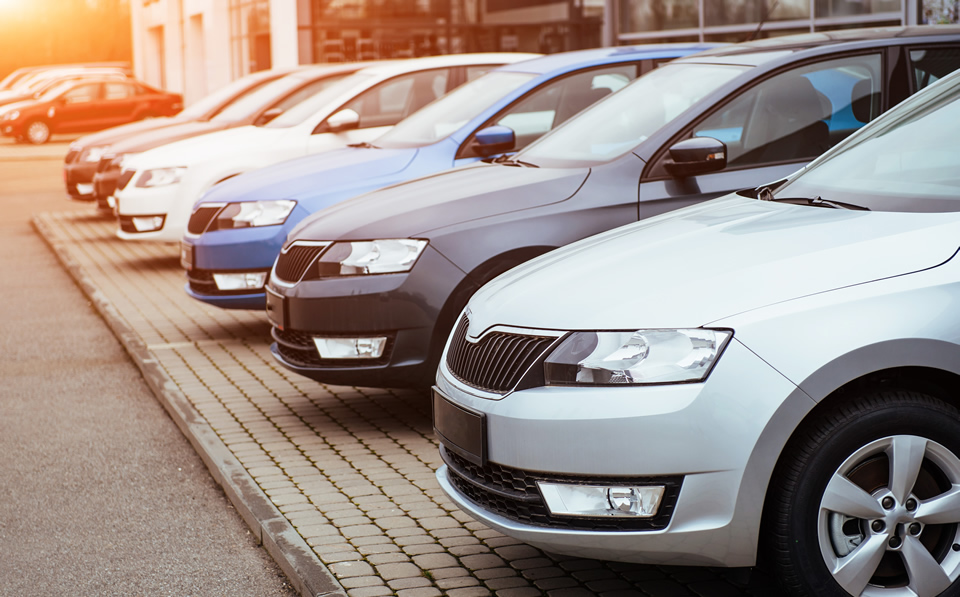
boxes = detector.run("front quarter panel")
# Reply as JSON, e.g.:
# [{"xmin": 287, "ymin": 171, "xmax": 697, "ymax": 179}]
[{"xmin": 719, "ymin": 246, "xmax": 960, "ymax": 402}]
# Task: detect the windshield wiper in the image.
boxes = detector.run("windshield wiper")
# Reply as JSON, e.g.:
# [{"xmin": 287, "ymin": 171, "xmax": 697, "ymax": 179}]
[
  {"xmin": 494, "ymin": 156, "xmax": 539, "ymax": 168},
  {"xmin": 758, "ymin": 190, "xmax": 869, "ymax": 211},
  {"xmin": 348, "ymin": 141, "xmax": 379, "ymax": 149}
]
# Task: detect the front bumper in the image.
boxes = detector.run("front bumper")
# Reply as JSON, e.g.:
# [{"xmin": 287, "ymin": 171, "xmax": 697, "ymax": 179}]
[
  {"xmin": 181, "ymin": 210, "xmax": 309, "ymax": 310},
  {"xmin": 115, "ymin": 183, "xmax": 184, "ymax": 242},
  {"xmin": 266, "ymin": 246, "xmax": 472, "ymax": 388},
  {"xmin": 64, "ymin": 161, "xmax": 98, "ymax": 200},
  {"xmin": 92, "ymin": 166, "xmax": 120, "ymax": 208},
  {"xmin": 433, "ymin": 338, "xmax": 811, "ymax": 567}
]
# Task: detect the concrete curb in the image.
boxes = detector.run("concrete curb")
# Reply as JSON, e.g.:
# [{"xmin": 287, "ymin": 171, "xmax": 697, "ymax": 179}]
[{"xmin": 32, "ymin": 214, "xmax": 347, "ymax": 597}]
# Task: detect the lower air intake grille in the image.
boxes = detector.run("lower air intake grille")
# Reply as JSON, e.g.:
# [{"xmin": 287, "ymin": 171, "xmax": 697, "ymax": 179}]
[
  {"xmin": 274, "ymin": 243, "xmax": 328, "ymax": 283},
  {"xmin": 442, "ymin": 447, "xmax": 682, "ymax": 531},
  {"xmin": 445, "ymin": 316, "xmax": 555, "ymax": 394}
]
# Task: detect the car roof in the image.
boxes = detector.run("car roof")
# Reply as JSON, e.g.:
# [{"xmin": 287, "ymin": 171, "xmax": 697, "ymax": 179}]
[
  {"xmin": 354, "ymin": 53, "xmax": 541, "ymax": 77},
  {"xmin": 501, "ymin": 43, "xmax": 720, "ymax": 75},
  {"xmin": 679, "ymin": 25, "xmax": 960, "ymax": 67}
]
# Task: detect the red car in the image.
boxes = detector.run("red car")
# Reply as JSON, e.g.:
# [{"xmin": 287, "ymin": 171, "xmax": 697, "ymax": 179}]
[{"xmin": 0, "ymin": 78, "xmax": 182, "ymax": 144}]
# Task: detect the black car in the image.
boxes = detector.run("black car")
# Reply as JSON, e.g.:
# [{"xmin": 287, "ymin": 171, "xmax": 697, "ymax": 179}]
[{"xmin": 265, "ymin": 26, "xmax": 960, "ymax": 388}]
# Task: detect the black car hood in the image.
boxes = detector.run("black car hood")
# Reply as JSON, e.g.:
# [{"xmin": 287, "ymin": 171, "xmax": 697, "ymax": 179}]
[
  {"xmin": 110, "ymin": 120, "xmax": 230, "ymax": 154},
  {"xmin": 288, "ymin": 163, "xmax": 591, "ymax": 242}
]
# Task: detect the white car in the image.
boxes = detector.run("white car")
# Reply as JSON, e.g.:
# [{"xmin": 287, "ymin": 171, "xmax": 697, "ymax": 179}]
[
  {"xmin": 433, "ymin": 71, "xmax": 960, "ymax": 596},
  {"xmin": 114, "ymin": 53, "xmax": 535, "ymax": 242}
]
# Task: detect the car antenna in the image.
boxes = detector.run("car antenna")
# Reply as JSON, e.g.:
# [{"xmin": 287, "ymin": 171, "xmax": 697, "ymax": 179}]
[{"xmin": 746, "ymin": 0, "xmax": 780, "ymax": 42}]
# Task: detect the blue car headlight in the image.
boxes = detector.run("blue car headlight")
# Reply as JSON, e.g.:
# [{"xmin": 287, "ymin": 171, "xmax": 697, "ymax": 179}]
[
  {"xmin": 214, "ymin": 200, "xmax": 297, "ymax": 229},
  {"xmin": 544, "ymin": 329, "xmax": 732, "ymax": 386}
]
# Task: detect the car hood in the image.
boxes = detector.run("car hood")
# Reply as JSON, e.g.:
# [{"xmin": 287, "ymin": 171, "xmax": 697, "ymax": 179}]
[
  {"xmin": 289, "ymin": 163, "xmax": 590, "ymax": 241},
  {"xmin": 71, "ymin": 117, "xmax": 185, "ymax": 148},
  {"xmin": 198, "ymin": 146, "xmax": 419, "ymax": 204},
  {"xmin": 0, "ymin": 91, "xmax": 30, "ymax": 107},
  {"xmin": 469, "ymin": 195, "xmax": 960, "ymax": 331},
  {"xmin": 0, "ymin": 99, "xmax": 38, "ymax": 115},
  {"xmin": 109, "ymin": 121, "xmax": 231, "ymax": 154},
  {"xmin": 123, "ymin": 125, "xmax": 285, "ymax": 169}
]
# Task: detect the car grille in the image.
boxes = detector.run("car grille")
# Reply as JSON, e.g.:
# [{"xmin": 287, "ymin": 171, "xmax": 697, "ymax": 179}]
[
  {"xmin": 272, "ymin": 326, "xmax": 392, "ymax": 368},
  {"xmin": 445, "ymin": 315, "xmax": 556, "ymax": 394},
  {"xmin": 117, "ymin": 169, "xmax": 135, "ymax": 191},
  {"xmin": 187, "ymin": 205, "xmax": 224, "ymax": 235},
  {"xmin": 273, "ymin": 243, "xmax": 329, "ymax": 283},
  {"xmin": 442, "ymin": 447, "xmax": 682, "ymax": 531},
  {"xmin": 65, "ymin": 149, "xmax": 80, "ymax": 164},
  {"xmin": 96, "ymin": 156, "xmax": 115, "ymax": 173}
]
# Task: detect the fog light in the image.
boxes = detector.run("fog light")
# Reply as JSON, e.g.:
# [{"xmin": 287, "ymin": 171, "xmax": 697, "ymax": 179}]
[
  {"xmin": 313, "ymin": 337, "xmax": 387, "ymax": 359},
  {"xmin": 132, "ymin": 215, "xmax": 165, "ymax": 232},
  {"xmin": 76, "ymin": 183, "xmax": 93, "ymax": 195},
  {"xmin": 212, "ymin": 272, "xmax": 268, "ymax": 291},
  {"xmin": 537, "ymin": 482, "xmax": 665, "ymax": 518}
]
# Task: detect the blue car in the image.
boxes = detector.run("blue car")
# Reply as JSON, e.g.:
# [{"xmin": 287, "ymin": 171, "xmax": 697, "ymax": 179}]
[{"xmin": 181, "ymin": 44, "xmax": 716, "ymax": 309}]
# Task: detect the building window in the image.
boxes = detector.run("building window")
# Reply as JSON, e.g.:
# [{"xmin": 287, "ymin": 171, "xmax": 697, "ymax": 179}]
[{"xmin": 230, "ymin": 0, "xmax": 271, "ymax": 77}]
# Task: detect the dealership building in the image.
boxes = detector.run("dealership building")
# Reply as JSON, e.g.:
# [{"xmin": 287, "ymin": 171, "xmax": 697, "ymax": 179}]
[{"xmin": 134, "ymin": 0, "xmax": 927, "ymax": 104}]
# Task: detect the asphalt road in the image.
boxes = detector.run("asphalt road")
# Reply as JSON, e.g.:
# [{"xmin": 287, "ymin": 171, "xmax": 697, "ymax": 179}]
[{"xmin": 0, "ymin": 151, "xmax": 299, "ymax": 596}]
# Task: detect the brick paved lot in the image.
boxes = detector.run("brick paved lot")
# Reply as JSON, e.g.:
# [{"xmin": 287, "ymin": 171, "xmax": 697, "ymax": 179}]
[{"xmin": 35, "ymin": 209, "xmax": 781, "ymax": 597}]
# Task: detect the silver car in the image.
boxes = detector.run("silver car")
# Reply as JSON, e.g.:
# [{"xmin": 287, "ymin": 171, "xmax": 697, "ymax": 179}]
[{"xmin": 432, "ymin": 70, "xmax": 960, "ymax": 596}]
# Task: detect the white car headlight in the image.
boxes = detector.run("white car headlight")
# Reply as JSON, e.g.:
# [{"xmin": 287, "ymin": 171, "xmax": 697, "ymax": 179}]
[
  {"xmin": 214, "ymin": 200, "xmax": 296, "ymax": 229},
  {"xmin": 316, "ymin": 239, "xmax": 428, "ymax": 275},
  {"xmin": 136, "ymin": 166, "xmax": 186, "ymax": 188},
  {"xmin": 83, "ymin": 146, "xmax": 110, "ymax": 163},
  {"xmin": 3, "ymin": 110, "xmax": 20, "ymax": 121},
  {"xmin": 544, "ymin": 329, "xmax": 732, "ymax": 385}
]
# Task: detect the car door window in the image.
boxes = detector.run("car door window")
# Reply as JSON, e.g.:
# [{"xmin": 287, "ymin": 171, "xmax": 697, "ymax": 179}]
[
  {"xmin": 910, "ymin": 47, "xmax": 960, "ymax": 91},
  {"xmin": 342, "ymin": 69, "xmax": 450, "ymax": 129},
  {"xmin": 62, "ymin": 83, "xmax": 100, "ymax": 104},
  {"xmin": 462, "ymin": 64, "xmax": 638, "ymax": 158},
  {"xmin": 690, "ymin": 53, "xmax": 883, "ymax": 169},
  {"xmin": 104, "ymin": 82, "xmax": 133, "ymax": 100}
]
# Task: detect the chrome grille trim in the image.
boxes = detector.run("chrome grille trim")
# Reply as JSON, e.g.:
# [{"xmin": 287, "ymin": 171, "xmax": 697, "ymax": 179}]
[
  {"xmin": 445, "ymin": 315, "xmax": 559, "ymax": 395},
  {"xmin": 272, "ymin": 241, "xmax": 331, "ymax": 285}
]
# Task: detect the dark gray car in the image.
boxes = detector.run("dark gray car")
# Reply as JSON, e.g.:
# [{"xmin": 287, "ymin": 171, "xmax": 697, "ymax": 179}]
[{"xmin": 266, "ymin": 26, "xmax": 960, "ymax": 388}]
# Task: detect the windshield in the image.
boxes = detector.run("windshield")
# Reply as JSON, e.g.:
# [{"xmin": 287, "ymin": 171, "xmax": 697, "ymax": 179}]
[
  {"xmin": 375, "ymin": 71, "xmax": 537, "ymax": 149},
  {"xmin": 775, "ymin": 72, "xmax": 960, "ymax": 213},
  {"xmin": 211, "ymin": 72, "xmax": 351, "ymax": 124},
  {"xmin": 264, "ymin": 73, "xmax": 373, "ymax": 128},
  {"xmin": 518, "ymin": 62, "xmax": 748, "ymax": 168},
  {"xmin": 180, "ymin": 74, "xmax": 274, "ymax": 120}
]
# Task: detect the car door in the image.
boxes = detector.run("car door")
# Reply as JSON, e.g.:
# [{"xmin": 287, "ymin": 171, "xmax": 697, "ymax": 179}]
[
  {"xmin": 307, "ymin": 68, "xmax": 454, "ymax": 152},
  {"xmin": 100, "ymin": 81, "xmax": 139, "ymax": 127},
  {"xmin": 52, "ymin": 82, "xmax": 104, "ymax": 133},
  {"xmin": 638, "ymin": 52, "xmax": 888, "ymax": 217},
  {"xmin": 454, "ymin": 63, "xmax": 642, "ymax": 166}
]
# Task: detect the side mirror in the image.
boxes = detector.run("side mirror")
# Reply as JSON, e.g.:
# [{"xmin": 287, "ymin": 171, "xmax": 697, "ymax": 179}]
[
  {"xmin": 257, "ymin": 107, "xmax": 283, "ymax": 125},
  {"xmin": 322, "ymin": 108, "xmax": 360, "ymax": 133},
  {"xmin": 472, "ymin": 125, "xmax": 515, "ymax": 157},
  {"xmin": 663, "ymin": 137, "xmax": 727, "ymax": 178}
]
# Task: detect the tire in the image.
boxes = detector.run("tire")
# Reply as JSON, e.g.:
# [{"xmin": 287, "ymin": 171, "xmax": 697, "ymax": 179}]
[
  {"xmin": 25, "ymin": 120, "xmax": 50, "ymax": 144},
  {"xmin": 766, "ymin": 390, "xmax": 960, "ymax": 597}
]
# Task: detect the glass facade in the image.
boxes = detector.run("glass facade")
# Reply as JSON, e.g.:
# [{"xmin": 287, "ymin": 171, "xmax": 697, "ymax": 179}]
[
  {"xmin": 618, "ymin": 0, "xmax": 906, "ymax": 42},
  {"xmin": 229, "ymin": 0, "xmax": 272, "ymax": 77}
]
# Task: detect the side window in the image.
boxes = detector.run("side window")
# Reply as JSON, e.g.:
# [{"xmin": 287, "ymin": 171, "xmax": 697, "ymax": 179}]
[
  {"xmin": 273, "ymin": 76, "xmax": 346, "ymax": 113},
  {"xmin": 471, "ymin": 64, "xmax": 638, "ymax": 156},
  {"xmin": 910, "ymin": 47, "xmax": 960, "ymax": 91},
  {"xmin": 104, "ymin": 83, "xmax": 132, "ymax": 100},
  {"xmin": 691, "ymin": 53, "xmax": 882, "ymax": 169},
  {"xmin": 62, "ymin": 84, "xmax": 100, "ymax": 104},
  {"xmin": 344, "ymin": 69, "xmax": 450, "ymax": 129}
]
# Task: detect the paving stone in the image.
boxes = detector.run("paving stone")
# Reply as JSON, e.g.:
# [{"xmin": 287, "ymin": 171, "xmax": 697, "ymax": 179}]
[
  {"xmin": 395, "ymin": 588, "xmax": 442, "ymax": 597},
  {"xmin": 494, "ymin": 588, "xmax": 542, "ymax": 597},
  {"xmin": 330, "ymin": 561, "xmax": 376, "ymax": 578},
  {"xmin": 403, "ymin": 543, "xmax": 446, "ymax": 556},
  {"xmin": 387, "ymin": 577, "xmax": 434, "ymax": 590},
  {"xmin": 450, "ymin": 545, "xmax": 491, "ymax": 557},
  {"xmin": 412, "ymin": 553, "xmax": 459, "ymax": 570},
  {"xmin": 461, "ymin": 554, "xmax": 508, "ymax": 571},
  {"xmin": 367, "ymin": 553, "xmax": 411, "ymax": 565},
  {"xmin": 484, "ymin": 577, "xmax": 530, "ymax": 591},
  {"xmin": 446, "ymin": 587, "xmax": 492, "ymax": 597},
  {"xmin": 475, "ymin": 567, "xmax": 519, "ymax": 580},
  {"xmin": 376, "ymin": 562, "xmax": 424, "ymax": 581},
  {"xmin": 494, "ymin": 545, "xmax": 542, "ymax": 560},
  {"xmin": 521, "ymin": 566, "xmax": 566, "ymax": 581},
  {"xmin": 347, "ymin": 586, "xmax": 394, "ymax": 597},
  {"xmin": 534, "ymin": 577, "xmax": 580, "ymax": 591}
]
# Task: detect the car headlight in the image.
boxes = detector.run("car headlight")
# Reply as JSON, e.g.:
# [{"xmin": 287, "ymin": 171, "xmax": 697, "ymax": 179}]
[
  {"xmin": 316, "ymin": 239, "xmax": 428, "ymax": 276},
  {"xmin": 3, "ymin": 110, "xmax": 20, "ymax": 121},
  {"xmin": 544, "ymin": 329, "xmax": 732, "ymax": 386},
  {"xmin": 83, "ymin": 146, "xmax": 110, "ymax": 163},
  {"xmin": 213, "ymin": 200, "xmax": 296, "ymax": 229},
  {"xmin": 136, "ymin": 166, "xmax": 186, "ymax": 188}
]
